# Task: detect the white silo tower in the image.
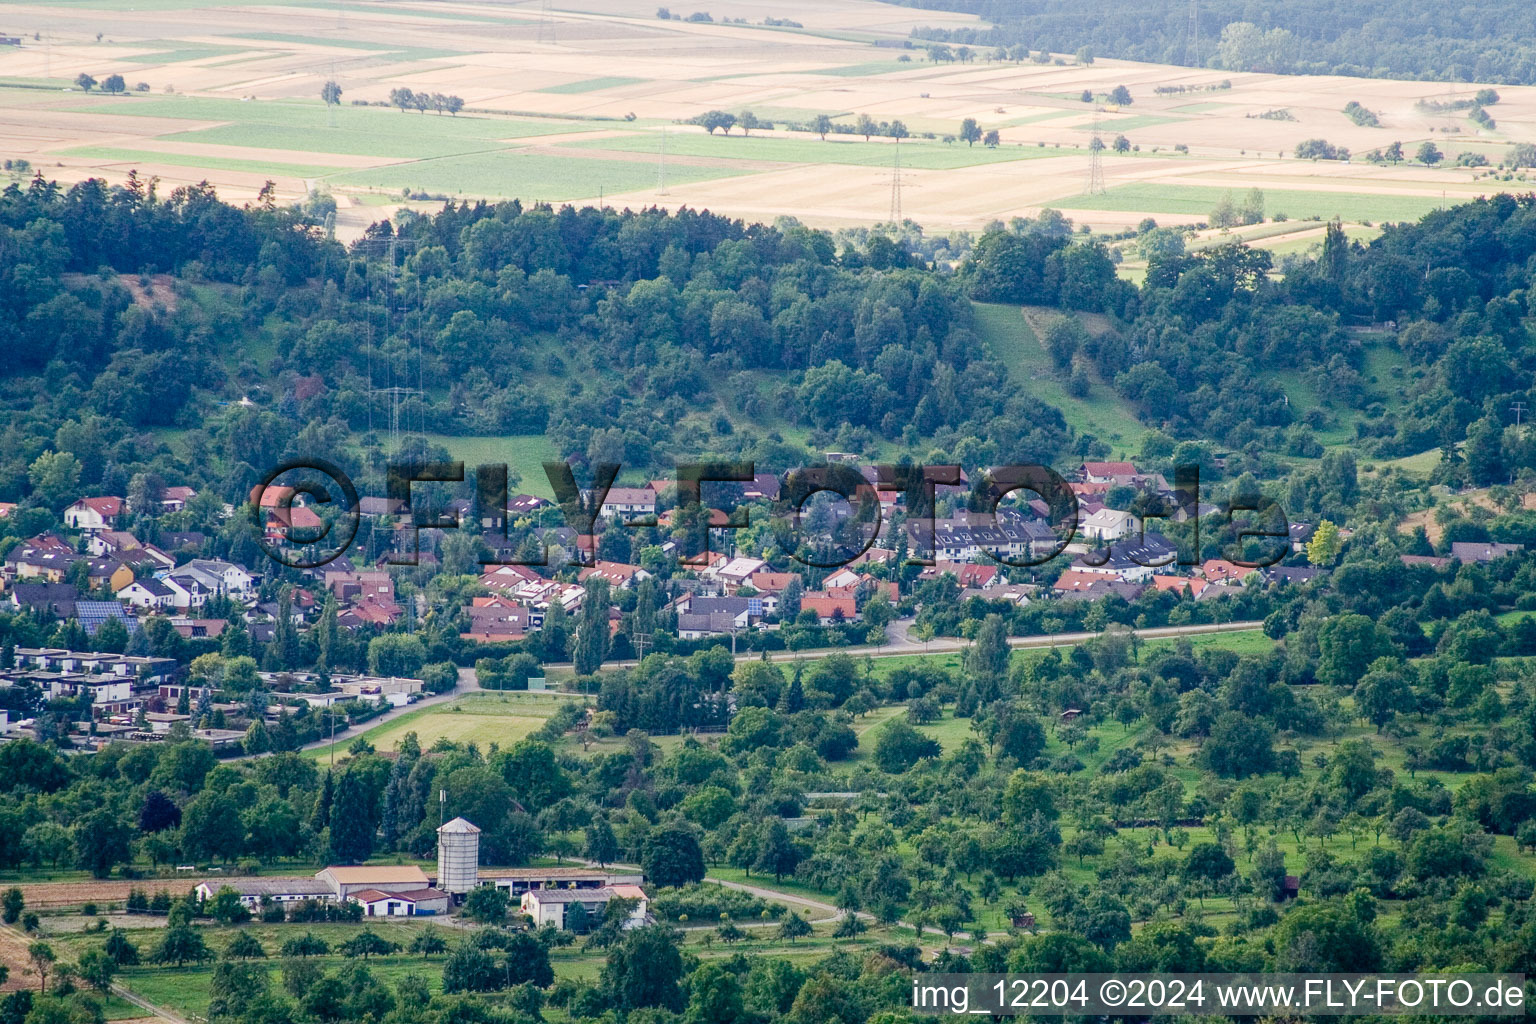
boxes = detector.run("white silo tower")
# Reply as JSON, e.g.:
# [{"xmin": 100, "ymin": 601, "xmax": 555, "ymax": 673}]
[{"xmin": 437, "ymin": 816, "xmax": 481, "ymax": 895}]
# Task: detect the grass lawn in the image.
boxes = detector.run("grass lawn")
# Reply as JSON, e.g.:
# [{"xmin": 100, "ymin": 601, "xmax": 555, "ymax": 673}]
[
  {"xmin": 422, "ymin": 434, "xmax": 559, "ymax": 498},
  {"xmin": 561, "ymin": 132, "xmax": 1073, "ymax": 170},
  {"xmin": 972, "ymin": 302, "xmax": 1147, "ymax": 455},
  {"xmin": 325, "ymin": 149, "xmax": 746, "ymax": 200},
  {"xmin": 315, "ymin": 692, "xmax": 576, "ymax": 759},
  {"xmin": 1057, "ymin": 183, "xmax": 1459, "ymax": 223}
]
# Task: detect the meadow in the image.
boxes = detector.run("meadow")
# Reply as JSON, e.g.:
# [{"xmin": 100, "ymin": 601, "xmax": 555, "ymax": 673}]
[{"xmin": 972, "ymin": 302, "xmax": 1147, "ymax": 456}]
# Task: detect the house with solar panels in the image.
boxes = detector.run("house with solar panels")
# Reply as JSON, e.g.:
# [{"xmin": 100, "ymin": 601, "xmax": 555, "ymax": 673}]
[{"xmin": 75, "ymin": 600, "xmax": 139, "ymax": 637}]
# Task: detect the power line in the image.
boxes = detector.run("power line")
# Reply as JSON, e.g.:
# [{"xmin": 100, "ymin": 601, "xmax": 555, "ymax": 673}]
[
  {"xmin": 657, "ymin": 127, "xmax": 669, "ymax": 195},
  {"xmin": 536, "ymin": 0, "xmax": 556, "ymax": 44},
  {"xmin": 1087, "ymin": 105, "xmax": 1106, "ymax": 195},
  {"xmin": 1186, "ymin": 0, "xmax": 1200, "ymax": 67}
]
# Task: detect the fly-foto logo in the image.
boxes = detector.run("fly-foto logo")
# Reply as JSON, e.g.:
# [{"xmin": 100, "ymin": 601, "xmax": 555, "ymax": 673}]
[{"xmin": 250, "ymin": 459, "xmax": 1289, "ymax": 571}]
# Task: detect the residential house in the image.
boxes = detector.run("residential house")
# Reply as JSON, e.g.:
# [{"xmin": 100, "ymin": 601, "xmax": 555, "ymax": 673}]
[
  {"xmin": 507, "ymin": 494, "xmax": 550, "ymax": 517},
  {"xmin": 1079, "ymin": 461, "xmax": 1140, "ymax": 485},
  {"xmin": 161, "ymin": 572, "xmax": 210, "ymax": 610},
  {"xmin": 159, "ymin": 486, "xmax": 196, "ymax": 513},
  {"xmin": 1287, "ymin": 522, "xmax": 1316, "ymax": 552},
  {"xmin": 597, "ymin": 487, "xmax": 657, "ymax": 522},
  {"xmin": 1400, "ymin": 554, "xmax": 1452, "ymax": 570},
  {"xmin": 1072, "ymin": 534, "xmax": 1178, "ymax": 583},
  {"xmin": 1150, "ymin": 575, "xmax": 1208, "ymax": 598},
  {"xmin": 186, "ymin": 559, "xmax": 256, "ymax": 598},
  {"xmin": 1079, "ymin": 508, "xmax": 1139, "ymax": 544},
  {"xmin": 743, "ymin": 474, "xmax": 780, "ymax": 501},
  {"xmin": 677, "ymin": 596, "xmax": 753, "ymax": 638},
  {"xmin": 710, "ymin": 556, "xmax": 767, "ymax": 589},
  {"xmin": 84, "ymin": 559, "xmax": 136, "ymax": 593},
  {"xmin": 85, "ymin": 530, "xmax": 142, "ymax": 559},
  {"xmin": 76, "ymin": 601, "xmax": 138, "ymax": 637},
  {"xmin": 117, "ymin": 578, "xmax": 179, "ymax": 611},
  {"xmin": 911, "ymin": 511, "xmax": 1055, "ymax": 564},
  {"xmin": 1200, "ymin": 559, "xmax": 1249, "ymax": 585},
  {"xmin": 579, "ymin": 561, "xmax": 651, "ymax": 590},
  {"xmin": 1265, "ymin": 566, "xmax": 1321, "ymax": 585},
  {"xmin": 170, "ymin": 618, "xmax": 228, "ymax": 639},
  {"xmin": 9, "ymin": 583, "xmax": 79, "ymax": 617},
  {"xmin": 801, "ymin": 592, "xmax": 858, "ymax": 622},
  {"xmin": 9, "ymin": 548, "xmax": 79, "ymax": 583},
  {"xmin": 63, "ymin": 497, "xmax": 123, "ymax": 533},
  {"xmin": 1450, "ymin": 541, "xmax": 1523, "ymax": 564},
  {"xmin": 462, "ymin": 596, "xmax": 533, "ymax": 643},
  {"xmin": 919, "ymin": 562, "xmax": 1002, "ymax": 589},
  {"xmin": 1053, "ymin": 570, "xmax": 1108, "ymax": 594}
]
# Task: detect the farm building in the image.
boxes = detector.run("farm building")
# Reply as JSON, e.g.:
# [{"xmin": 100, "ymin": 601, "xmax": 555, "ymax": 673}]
[
  {"xmin": 316, "ymin": 865, "xmax": 431, "ymax": 899},
  {"xmin": 520, "ymin": 884, "xmax": 648, "ymax": 930},
  {"xmin": 194, "ymin": 878, "xmax": 335, "ymax": 907},
  {"xmin": 480, "ymin": 865, "xmax": 644, "ymax": 896},
  {"xmin": 350, "ymin": 887, "xmax": 451, "ymax": 917}
]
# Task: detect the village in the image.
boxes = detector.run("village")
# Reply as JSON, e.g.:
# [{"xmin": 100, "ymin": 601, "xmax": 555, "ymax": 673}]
[{"xmin": 0, "ymin": 456, "xmax": 1526, "ymax": 749}]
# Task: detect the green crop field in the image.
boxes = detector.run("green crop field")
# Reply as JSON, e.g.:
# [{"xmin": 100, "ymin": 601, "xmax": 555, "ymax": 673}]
[
  {"xmin": 66, "ymin": 95, "xmax": 581, "ymax": 145},
  {"xmin": 562, "ymin": 132, "xmax": 1077, "ymax": 169},
  {"xmin": 326, "ymin": 149, "xmax": 747, "ymax": 200},
  {"xmin": 58, "ymin": 146, "xmax": 341, "ymax": 178},
  {"xmin": 1087, "ymin": 114, "xmax": 1187, "ymax": 131},
  {"xmin": 806, "ymin": 60, "xmax": 925, "ymax": 77},
  {"xmin": 972, "ymin": 302, "xmax": 1147, "ymax": 455},
  {"xmin": 118, "ymin": 43, "xmax": 250, "ymax": 64},
  {"xmin": 538, "ymin": 76, "xmax": 648, "ymax": 94},
  {"xmin": 1058, "ymin": 182, "xmax": 1457, "ymax": 223}
]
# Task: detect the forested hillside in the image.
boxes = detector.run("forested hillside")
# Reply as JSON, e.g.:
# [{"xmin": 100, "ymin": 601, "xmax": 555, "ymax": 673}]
[
  {"xmin": 6, "ymin": 173, "xmax": 1536, "ymax": 1024},
  {"xmin": 895, "ymin": 0, "xmax": 1536, "ymax": 83},
  {"xmin": 4, "ymin": 173, "xmax": 1535, "ymax": 529}
]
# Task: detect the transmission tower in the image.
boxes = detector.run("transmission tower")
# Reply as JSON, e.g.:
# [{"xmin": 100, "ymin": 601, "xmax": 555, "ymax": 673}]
[
  {"xmin": 1186, "ymin": 0, "xmax": 1199, "ymax": 67},
  {"xmin": 362, "ymin": 236, "xmax": 424, "ymax": 457},
  {"xmin": 536, "ymin": 0, "xmax": 556, "ymax": 44},
  {"xmin": 1087, "ymin": 105, "xmax": 1106, "ymax": 195},
  {"xmin": 657, "ymin": 127, "xmax": 669, "ymax": 195},
  {"xmin": 889, "ymin": 137, "xmax": 903, "ymax": 224}
]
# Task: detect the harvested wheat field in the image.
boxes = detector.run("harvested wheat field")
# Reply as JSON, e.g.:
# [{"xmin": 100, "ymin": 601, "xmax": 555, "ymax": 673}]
[{"xmin": 1, "ymin": 0, "xmax": 1532, "ymax": 235}]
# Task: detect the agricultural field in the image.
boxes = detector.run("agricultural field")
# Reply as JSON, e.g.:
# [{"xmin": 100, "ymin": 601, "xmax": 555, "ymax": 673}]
[{"xmin": 0, "ymin": 0, "xmax": 1531, "ymax": 237}]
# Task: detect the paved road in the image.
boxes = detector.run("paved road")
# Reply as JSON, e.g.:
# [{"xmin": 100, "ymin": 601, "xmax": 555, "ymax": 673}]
[
  {"xmin": 264, "ymin": 620, "xmax": 1259, "ymax": 759},
  {"xmin": 552, "ymin": 618, "xmax": 1265, "ymax": 672}
]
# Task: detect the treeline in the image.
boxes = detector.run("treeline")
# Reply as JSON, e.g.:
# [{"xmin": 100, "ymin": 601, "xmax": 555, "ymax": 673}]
[{"xmin": 892, "ymin": 0, "xmax": 1536, "ymax": 83}]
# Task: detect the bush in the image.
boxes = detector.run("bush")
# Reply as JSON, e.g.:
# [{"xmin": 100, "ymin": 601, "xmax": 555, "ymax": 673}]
[{"xmin": 650, "ymin": 884, "xmax": 782, "ymax": 922}]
